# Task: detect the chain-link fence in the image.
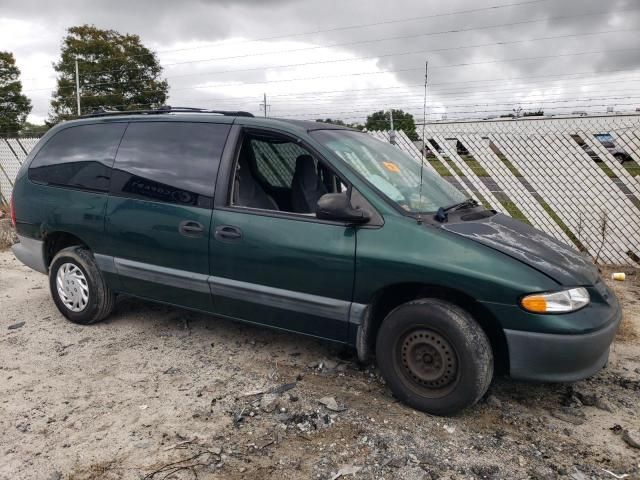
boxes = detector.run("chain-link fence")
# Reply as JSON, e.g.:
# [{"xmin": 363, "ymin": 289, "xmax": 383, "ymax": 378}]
[
  {"xmin": 1, "ymin": 114, "xmax": 639, "ymax": 265},
  {"xmin": 0, "ymin": 137, "xmax": 41, "ymax": 205},
  {"xmin": 374, "ymin": 114, "xmax": 640, "ymax": 266}
]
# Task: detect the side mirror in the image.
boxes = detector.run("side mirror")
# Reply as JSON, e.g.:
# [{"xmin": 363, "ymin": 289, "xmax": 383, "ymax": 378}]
[{"xmin": 316, "ymin": 193, "xmax": 370, "ymax": 224}]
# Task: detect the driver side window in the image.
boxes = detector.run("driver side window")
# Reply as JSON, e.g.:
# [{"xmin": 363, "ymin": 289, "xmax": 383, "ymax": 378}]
[{"xmin": 231, "ymin": 132, "xmax": 345, "ymax": 214}]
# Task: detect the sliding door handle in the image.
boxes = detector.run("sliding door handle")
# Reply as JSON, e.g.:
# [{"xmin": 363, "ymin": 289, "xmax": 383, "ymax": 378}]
[{"xmin": 215, "ymin": 225, "xmax": 242, "ymax": 241}]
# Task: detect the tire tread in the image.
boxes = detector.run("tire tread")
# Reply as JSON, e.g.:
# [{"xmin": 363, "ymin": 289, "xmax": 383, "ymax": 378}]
[
  {"xmin": 49, "ymin": 246, "xmax": 115, "ymax": 325},
  {"xmin": 376, "ymin": 298, "xmax": 493, "ymax": 415}
]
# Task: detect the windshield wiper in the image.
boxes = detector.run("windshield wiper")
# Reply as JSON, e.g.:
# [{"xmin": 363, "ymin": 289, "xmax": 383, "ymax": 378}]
[{"xmin": 435, "ymin": 198, "xmax": 478, "ymax": 222}]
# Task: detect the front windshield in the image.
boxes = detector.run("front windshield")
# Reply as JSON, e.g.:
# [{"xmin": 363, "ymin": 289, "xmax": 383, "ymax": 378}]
[{"xmin": 310, "ymin": 129, "xmax": 466, "ymax": 213}]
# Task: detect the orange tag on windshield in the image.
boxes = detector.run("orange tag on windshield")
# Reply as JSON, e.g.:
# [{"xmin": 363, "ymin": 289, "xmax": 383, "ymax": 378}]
[{"xmin": 383, "ymin": 162, "xmax": 400, "ymax": 172}]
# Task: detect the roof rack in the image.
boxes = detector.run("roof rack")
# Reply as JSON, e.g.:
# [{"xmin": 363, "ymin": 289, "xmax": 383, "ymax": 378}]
[{"xmin": 81, "ymin": 105, "xmax": 254, "ymax": 118}]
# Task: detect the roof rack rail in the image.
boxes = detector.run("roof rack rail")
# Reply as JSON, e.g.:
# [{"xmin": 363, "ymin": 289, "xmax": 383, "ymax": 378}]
[{"xmin": 81, "ymin": 105, "xmax": 254, "ymax": 118}]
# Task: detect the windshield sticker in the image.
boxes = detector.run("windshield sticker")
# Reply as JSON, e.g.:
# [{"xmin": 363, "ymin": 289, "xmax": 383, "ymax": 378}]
[{"xmin": 382, "ymin": 161, "xmax": 400, "ymax": 172}]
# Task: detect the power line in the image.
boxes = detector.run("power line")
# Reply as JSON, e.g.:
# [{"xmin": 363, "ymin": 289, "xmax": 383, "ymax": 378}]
[
  {"xmin": 46, "ymin": 90, "xmax": 639, "ymax": 115},
  {"xmin": 19, "ymin": 62, "xmax": 640, "ymax": 108},
  {"xmin": 39, "ymin": 47, "xmax": 638, "ymax": 101},
  {"xmin": 9, "ymin": 90, "xmax": 640, "ymax": 123},
  {"xmin": 156, "ymin": 70, "xmax": 640, "ymax": 106},
  {"xmin": 52, "ymin": 0, "xmax": 558, "ymax": 70},
  {"xmin": 206, "ymin": 78, "xmax": 640, "ymax": 107},
  {"xmin": 13, "ymin": 70, "xmax": 639, "ymax": 109},
  {"xmin": 48, "ymin": 7, "xmax": 640, "ymax": 87},
  {"xmin": 68, "ymin": 27, "xmax": 639, "ymax": 91},
  {"xmin": 3, "ymin": 99, "xmax": 639, "ymax": 137},
  {"xmin": 269, "ymin": 96, "xmax": 640, "ymax": 118},
  {"xmin": 10, "ymin": 75, "xmax": 639, "ymax": 120},
  {"xmin": 274, "ymin": 102, "xmax": 640, "ymax": 122}
]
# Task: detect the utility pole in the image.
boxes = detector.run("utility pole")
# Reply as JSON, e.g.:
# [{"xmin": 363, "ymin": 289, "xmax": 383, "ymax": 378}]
[
  {"xmin": 259, "ymin": 93, "xmax": 270, "ymax": 117},
  {"xmin": 75, "ymin": 58, "xmax": 81, "ymax": 116}
]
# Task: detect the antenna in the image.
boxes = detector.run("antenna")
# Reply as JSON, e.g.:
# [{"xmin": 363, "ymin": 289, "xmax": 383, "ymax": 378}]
[
  {"xmin": 417, "ymin": 60, "xmax": 428, "ymax": 224},
  {"xmin": 389, "ymin": 109, "xmax": 396, "ymax": 144}
]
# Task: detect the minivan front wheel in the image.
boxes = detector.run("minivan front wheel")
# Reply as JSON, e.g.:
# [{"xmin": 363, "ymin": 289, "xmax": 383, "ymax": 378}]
[
  {"xmin": 376, "ymin": 299, "xmax": 493, "ymax": 415},
  {"xmin": 49, "ymin": 246, "xmax": 115, "ymax": 325}
]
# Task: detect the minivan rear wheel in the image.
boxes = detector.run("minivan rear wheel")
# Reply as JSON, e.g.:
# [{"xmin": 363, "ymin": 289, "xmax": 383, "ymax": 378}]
[
  {"xmin": 376, "ymin": 299, "xmax": 493, "ymax": 415},
  {"xmin": 49, "ymin": 246, "xmax": 115, "ymax": 325}
]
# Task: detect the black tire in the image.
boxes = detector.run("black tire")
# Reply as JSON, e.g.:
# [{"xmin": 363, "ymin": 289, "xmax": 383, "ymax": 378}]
[
  {"xmin": 376, "ymin": 299, "xmax": 493, "ymax": 415},
  {"xmin": 49, "ymin": 246, "xmax": 115, "ymax": 325}
]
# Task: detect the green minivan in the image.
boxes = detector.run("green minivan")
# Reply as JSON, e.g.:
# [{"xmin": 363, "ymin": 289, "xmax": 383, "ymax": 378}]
[{"xmin": 10, "ymin": 107, "xmax": 621, "ymax": 415}]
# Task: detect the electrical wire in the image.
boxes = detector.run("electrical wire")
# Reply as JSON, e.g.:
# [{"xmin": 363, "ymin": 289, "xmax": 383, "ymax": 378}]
[
  {"xmin": 44, "ymin": 7, "xmax": 640, "ymax": 86},
  {"xmin": 67, "ymin": 27, "xmax": 639, "ymax": 91},
  {"xmin": 31, "ymin": 47, "xmax": 638, "ymax": 102},
  {"xmin": 47, "ymin": 0, "xmax": 562, "ymax": 70}
]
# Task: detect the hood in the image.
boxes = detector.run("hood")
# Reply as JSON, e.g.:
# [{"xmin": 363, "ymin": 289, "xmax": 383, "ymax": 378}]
[{"xmin": 441, "ymin": 213, "xmax": 599, "ymax": 285}]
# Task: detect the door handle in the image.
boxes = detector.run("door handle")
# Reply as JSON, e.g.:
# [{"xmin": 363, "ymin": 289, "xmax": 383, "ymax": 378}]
[
  {"xmin": 215, "ymin": 225, "xmax": 242, "ymax": 241},
  {"xmin": 179, "ymin": 220, "xmax": 204, "ymax": 237}
]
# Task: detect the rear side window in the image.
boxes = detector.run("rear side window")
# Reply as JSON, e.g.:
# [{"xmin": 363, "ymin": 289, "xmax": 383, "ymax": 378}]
[
  {"xmin": 110, "ymin": 122, "xmax": 230, "ymax": 208},
  {"xmin": 28, "ymin": 123, "xmax": 127, "ymax": 192}
]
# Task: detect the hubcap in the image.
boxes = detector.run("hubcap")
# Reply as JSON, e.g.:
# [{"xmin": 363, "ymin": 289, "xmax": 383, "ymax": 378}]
[
  {"xmin": 400, "ymin": 329, "xmax": 458, "ymax": 389},
  {"xmin": 55, "ymin": 263, "xmax": 89, "ymax": 312}
]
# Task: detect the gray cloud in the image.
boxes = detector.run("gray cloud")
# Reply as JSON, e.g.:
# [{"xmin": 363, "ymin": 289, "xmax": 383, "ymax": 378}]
[{"xmin": 1, "ymin": 0, "xmax": 639, "ymax": 123}]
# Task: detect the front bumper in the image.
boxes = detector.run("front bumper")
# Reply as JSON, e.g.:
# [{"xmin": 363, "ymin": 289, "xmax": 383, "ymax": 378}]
[
  {"xmin": 504, "ymin": 304, "xmax": 622, "ymax": 382},
  {"xmin": 11, "ymin": 234, "xmax": 47, "ymax": 274}
]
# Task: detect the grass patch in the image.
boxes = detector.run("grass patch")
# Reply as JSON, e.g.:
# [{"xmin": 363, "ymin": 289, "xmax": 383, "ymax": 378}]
[
  {"xmin": 596, "ymin": 162, "xmax": 617, "ymax": 178},
  {"xmin": 441, "ymin": 157, "xmax": 465, "ymax": 177},
  {"xmin": 428, "ymin": 159, "xmax": 451, "ymax": 176},
  {"xmin": 537, "ymin": 198, "xmax": 585, "ymax": 251},
  {"xmin": 497, "ymin": 155, "xmax": 524, "ymax": 178},
  {"xmin": 459, "ymin": 155, "xmax": 491, "ymax": 177},
  {"xmin": 499, "ymin": 200, "xmax": 530, "ymax": 224},
  {"xmin": 429, "ymin": 155, "xmax": 501, "ymax": 179},
  {"xmin": 583, "ymin": 157, "xmax": 639, "ymax": 179},
  {"xmin": 622, "ymin": 159, "xmax": 640, "ymax": 177}
]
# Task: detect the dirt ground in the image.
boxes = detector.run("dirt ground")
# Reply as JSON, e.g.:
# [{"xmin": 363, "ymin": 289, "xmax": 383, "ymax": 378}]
[{"xmin": 1, "ymin": 249, "xmax": 639, "ymax": 480}]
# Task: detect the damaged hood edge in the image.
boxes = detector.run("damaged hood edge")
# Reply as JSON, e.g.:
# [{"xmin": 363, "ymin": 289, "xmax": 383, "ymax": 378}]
[{"xmin": 440, "ymin": 213, "xmax": 599, "ymax": 286}]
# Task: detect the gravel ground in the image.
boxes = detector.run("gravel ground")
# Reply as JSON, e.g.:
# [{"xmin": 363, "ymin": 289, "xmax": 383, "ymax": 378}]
[{"xmin": 1, "ymin": 249, "xmax": 639, "ymax": 480}]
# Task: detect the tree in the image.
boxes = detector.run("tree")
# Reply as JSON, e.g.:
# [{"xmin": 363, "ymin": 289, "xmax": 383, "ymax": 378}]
[
  {"xmin": 316, "ymin": 118, "xmax": 347, "ymax": 126},
  {"xmin": 0, "ymin": 51, "xmax": 32, "ymax": 134},
  {"xmin": 315, "ymin": 118, "xmax": 365, "ymax": 130},
  {"xmin": 49, "ymin": 25, "xmax": 169, "ymax": 123},
  {"xmin": 365, "ymin": 109, "xmax": 418, "ymax": 141}
]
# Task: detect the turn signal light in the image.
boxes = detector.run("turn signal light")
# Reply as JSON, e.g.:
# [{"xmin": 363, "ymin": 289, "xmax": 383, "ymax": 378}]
[
  {"xmin": 520, "ymin": 287, "xmax": 590, "ymax": 313},
  {"xmin": 521, "ymin": 295, "xmax": 547, "ymax": 313}
]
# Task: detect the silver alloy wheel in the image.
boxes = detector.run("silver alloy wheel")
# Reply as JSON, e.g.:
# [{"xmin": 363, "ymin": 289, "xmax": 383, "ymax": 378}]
[{"xmin": 55, "ymin": 263, "xmax": 89, "ymax": 312}]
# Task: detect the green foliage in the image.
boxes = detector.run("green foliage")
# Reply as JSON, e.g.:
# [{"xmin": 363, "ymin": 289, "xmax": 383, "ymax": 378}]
[
  {"xmin": 315, "ymin": 118, "xmax": 346, "ymax": 126},
  {"xmin": 21, "ymin": 121, "xmax": 50, "ymax": 137},
  {"xmin": 315, "ymin": 118, "xmax": 364, "ymax": 130},
  {"xmin": 0, "ymin": 51, "xmax": 32, "ymax": 134},
  {"xmin": 49, "ymin": 25, "xmax": 169, "ymax": 123},
  {"xmin": 365, "ymin": 109, "xmax": 418, "ymax": 141}
]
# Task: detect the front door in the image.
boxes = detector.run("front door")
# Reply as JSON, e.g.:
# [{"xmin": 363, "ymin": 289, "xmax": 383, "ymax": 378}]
[
  {"xmin": 104, "ymin": 120, "xmax": 232, "ymax": 311},
  {"xmin": 210, "ymin": 129, "xmax": 356, "ymax": 341}
]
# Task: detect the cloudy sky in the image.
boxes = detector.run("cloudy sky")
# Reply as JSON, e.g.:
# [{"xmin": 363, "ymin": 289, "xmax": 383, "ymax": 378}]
[{"xmin": 2, "ymin": 0, "xmax": 640, "ymax": 125}]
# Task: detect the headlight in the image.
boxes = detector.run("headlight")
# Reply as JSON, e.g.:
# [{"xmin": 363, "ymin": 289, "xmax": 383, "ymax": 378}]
[{"xmin": 520, "ymin": 287, "xmax": 590, "ymax": 313}]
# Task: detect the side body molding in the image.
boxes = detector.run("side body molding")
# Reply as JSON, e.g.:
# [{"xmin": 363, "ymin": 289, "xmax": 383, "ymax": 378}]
[{"xmin": 94, "ymin": 254, "xmax": 366, "ymax": 330}]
